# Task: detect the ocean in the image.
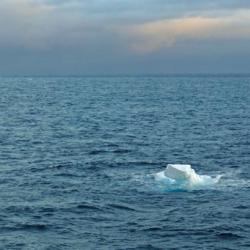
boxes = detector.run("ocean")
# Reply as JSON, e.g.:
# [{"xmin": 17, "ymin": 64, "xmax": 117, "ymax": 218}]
[{"xmin": 0, "ymin": 76, "xmax": 249, "ymax": 249}]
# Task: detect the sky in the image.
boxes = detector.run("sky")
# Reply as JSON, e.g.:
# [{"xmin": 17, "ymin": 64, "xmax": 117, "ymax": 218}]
[{"xmin": 0, "ymin": 0, "xmax": 250, "ymax": 75}]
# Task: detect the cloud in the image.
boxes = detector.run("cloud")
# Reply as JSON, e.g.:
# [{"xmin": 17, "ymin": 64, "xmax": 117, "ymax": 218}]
[
  {"xmin": 1, "ymin": 0, "xmax": 250, "ymax": 52},
  {"xmin": 0, "ymin": 0, "xmax": 250, "ymax": 74},
  {"xmin": 121, "ymin": 10, "xmax": 250, "ymax": 53},
  {"xmin": 0, "ymin": 0, "xmax": 104, "ymax": 52},
  {"xmin": 0, "ymin": 0, "xmax": 54, "ymax": 48}
]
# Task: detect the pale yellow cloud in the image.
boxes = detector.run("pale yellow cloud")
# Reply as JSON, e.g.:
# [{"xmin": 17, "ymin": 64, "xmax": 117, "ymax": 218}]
[{"xmin": 121, "ymin": 10, "xmax": 250, "ymax": 54}]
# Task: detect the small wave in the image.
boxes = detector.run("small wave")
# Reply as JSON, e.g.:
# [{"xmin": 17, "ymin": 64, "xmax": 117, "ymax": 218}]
[
  {"xmin": 89, "ymin": 150, "xmax": 108, "ymax": 155},
  {"xmin": 216, "ymin": 232, "xmax": 243, "ymax": 240},
  {"xmin": 107, "ymin": 203, "xmax": 139, "ymax": 212},
  {"xmin": 89, "ymin": 149, "xmax": 131, "ymax": 155},
  {"xmin": 76, "ymin": 202, "xmax": 103, "ymax": 211},
  {"xmin": 215, "ymin": 169, "xmax": 250, "ymax": 190},
  {"xmin": 112, "ymin": 149, "xmax": 131, "ymax": 154},
  {"xmin": 129, "ymin": 244, "xmax": 162, "ymax": 250},
  {"xmin": 3, "ymin": 223, "xmax": 49, "ymax": 232},
  {"xmin": 141, "ymin": 226, "xmax": 163, "ymax": 232},
  {"xmin": 20, "ymin": 223, "xmax": 48, "ymax": 231},
  {"xmin": 64, "ymin": 202, "xmax": 104, "ymax": 212}
]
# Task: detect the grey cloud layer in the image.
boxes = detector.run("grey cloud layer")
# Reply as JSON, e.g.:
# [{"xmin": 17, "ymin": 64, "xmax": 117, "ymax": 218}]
[
  {"xmin": 33, "ymin": 0, "xmax": 250, "ymax": 23},
  {"xmin": 0, "ymin": 0, "xmax": 250, "ymax": 75}
]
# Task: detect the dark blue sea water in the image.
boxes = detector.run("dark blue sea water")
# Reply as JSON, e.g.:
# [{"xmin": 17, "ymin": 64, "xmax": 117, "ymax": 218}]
[{"xmin": 0, "ymin": 76, "xmax": 250, "ymax": 249}]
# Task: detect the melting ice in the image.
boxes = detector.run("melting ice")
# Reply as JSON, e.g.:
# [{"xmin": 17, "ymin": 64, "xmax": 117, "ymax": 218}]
[{"xmin": 153, "ymin": 164, "xmax": 221, "ymax": 191}]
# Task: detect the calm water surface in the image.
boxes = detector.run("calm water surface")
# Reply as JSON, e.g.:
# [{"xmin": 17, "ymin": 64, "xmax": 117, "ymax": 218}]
[{"xmin": 0, "ymin": 76, "xmax": 250, "ymax": 249}]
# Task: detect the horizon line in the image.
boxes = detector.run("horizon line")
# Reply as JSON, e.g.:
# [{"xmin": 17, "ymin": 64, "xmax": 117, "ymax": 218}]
[{"xmin": 1, "ymin": 73, "xmax": 250, "ymax": 78}]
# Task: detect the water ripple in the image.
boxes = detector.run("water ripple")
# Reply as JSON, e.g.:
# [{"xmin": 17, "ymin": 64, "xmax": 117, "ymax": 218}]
[{"xmin": 0, "ymin": 76, "xmax": 250, "ymax": 249}]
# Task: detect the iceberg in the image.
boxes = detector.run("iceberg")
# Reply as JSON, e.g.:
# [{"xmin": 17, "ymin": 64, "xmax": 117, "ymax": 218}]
[
  {"xmin": 153, "ymin": 164, "xmax": 221, "ymax": 190},
  {"xmin": 164, "ymin": 164, "xmax": 201, "ymax": 184}
]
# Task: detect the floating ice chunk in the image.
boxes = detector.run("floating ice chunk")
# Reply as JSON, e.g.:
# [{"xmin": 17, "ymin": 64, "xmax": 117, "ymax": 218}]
[
  {"xmin": 153, "ymin": 164, "xmax": 221, "ymax": 191},
  {"xmin": 164, "ymin": 164, "xmax": 201, "ymax": 184}
]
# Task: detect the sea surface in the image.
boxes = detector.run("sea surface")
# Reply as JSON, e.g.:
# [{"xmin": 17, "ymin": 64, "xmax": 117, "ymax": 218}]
[{"xmin": 0, "ymin": 76, "xmax": 250, "ymax": 249}]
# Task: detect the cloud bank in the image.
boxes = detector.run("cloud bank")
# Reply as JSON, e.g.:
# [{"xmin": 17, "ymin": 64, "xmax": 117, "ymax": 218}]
[
  {"xmin": 123, "ymin": 11, "xmax": 250, "ymax": 53},
  {"xmin": 0, "ymin": 0, "xmax": 250, "ymax": 74}
]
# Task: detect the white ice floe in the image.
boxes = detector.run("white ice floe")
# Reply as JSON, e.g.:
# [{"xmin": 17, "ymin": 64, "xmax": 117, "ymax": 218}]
[{"xmin": 153, "ymin": 164, "xmax": 221, "ymax": 190}]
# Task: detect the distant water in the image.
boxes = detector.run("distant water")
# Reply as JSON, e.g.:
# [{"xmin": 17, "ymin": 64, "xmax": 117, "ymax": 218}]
[{"xmin": 0, "ymin": 76, "xmax": 250, "ymax": 249}]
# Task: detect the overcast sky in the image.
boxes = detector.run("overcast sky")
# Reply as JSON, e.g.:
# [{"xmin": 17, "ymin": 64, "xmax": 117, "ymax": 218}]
[{"xmin": 1, "ymin": 0, "xmax": 250, "ymax": 75}]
